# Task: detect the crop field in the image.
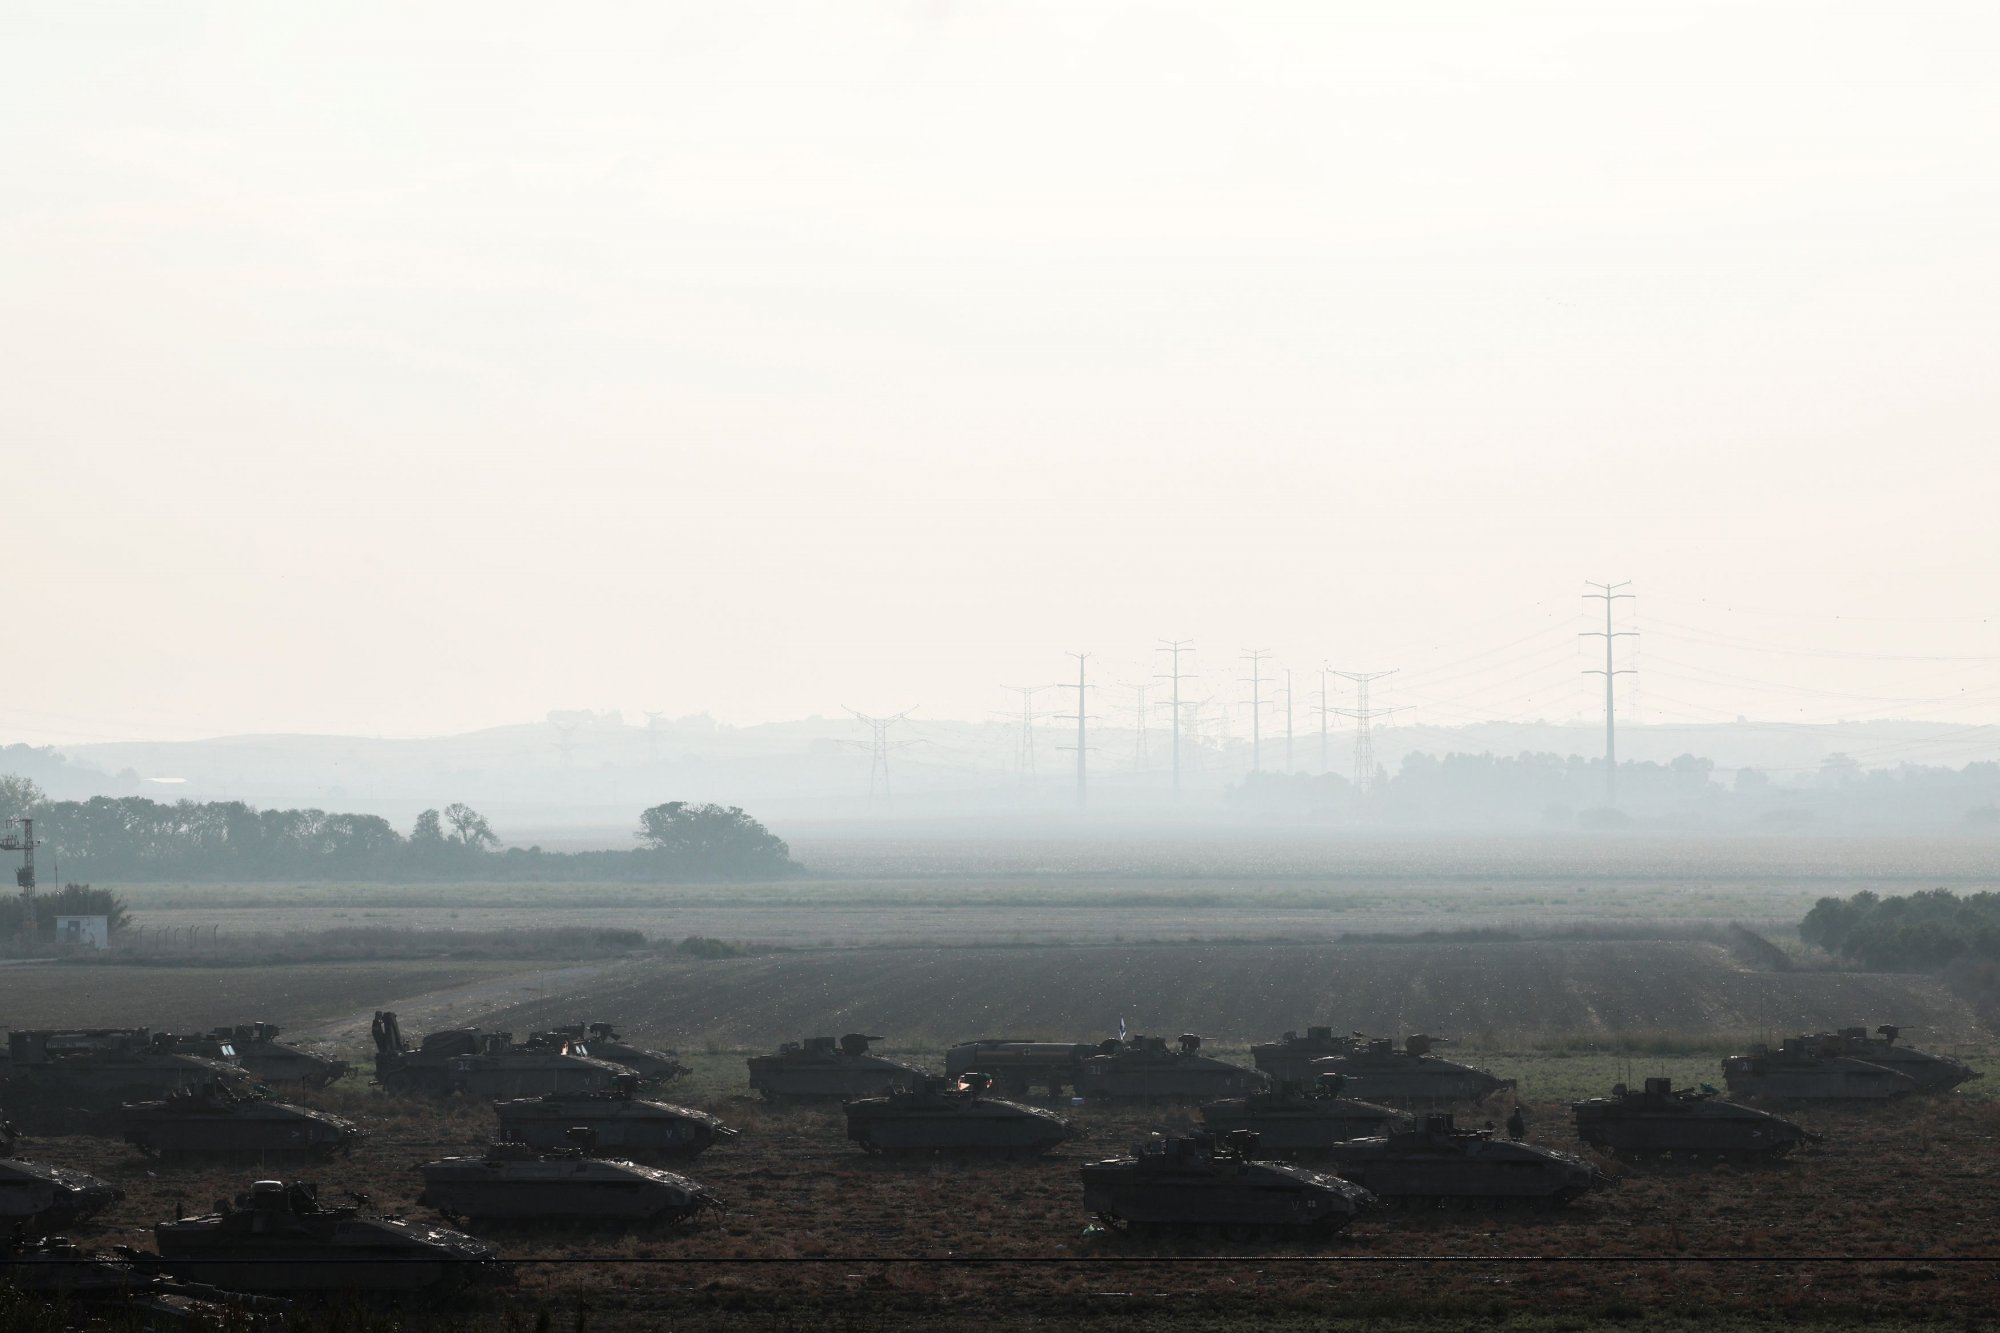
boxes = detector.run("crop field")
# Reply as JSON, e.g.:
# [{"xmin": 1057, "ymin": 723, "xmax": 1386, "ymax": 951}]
[
  {"xmin": 469, "ymin": 940, "xmax": 1991, "ymax": 1055},
  {"xmin": 35, "ymin": 1070, "xmax": 2000, "ymax": 1330}
]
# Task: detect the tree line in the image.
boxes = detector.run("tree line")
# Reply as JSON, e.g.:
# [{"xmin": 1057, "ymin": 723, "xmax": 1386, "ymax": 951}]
[
  {"xmin": 0, "ymin": 780, "xmax": 799, "ymax": 882},
  {"xmin": 1799, "ymin": 889, "xmax": 2000, "ymax": 971}
]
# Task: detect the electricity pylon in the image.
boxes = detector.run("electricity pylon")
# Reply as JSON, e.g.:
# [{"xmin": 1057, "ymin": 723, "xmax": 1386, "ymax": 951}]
[
  {"xmin": 1581, "ymin": 581, "xmax": 1638, "ymax": 807},
  {"xmin": 842, "ymin": 707, "xmax": 916, "ymax": 803},
  {"xmin": 1330, "ymin": 670, "xmax": 1399, "ymax": 794},
  {"xmin": 1054, "ymin": 652, "xmax": 1093, "ymax": 810},
  {"xmin": 1155, "ymin": 640, "xmax": 1196, "ymax": 800},
  {"xmin": 1239, "ymin": 648, "xmax": 1271, "ymax": 774}
]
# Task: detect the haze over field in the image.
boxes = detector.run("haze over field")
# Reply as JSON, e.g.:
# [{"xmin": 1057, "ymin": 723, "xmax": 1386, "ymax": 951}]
[{"xmin": 4, "ymin": 1, "xmax": 1999, "ymax": 764}]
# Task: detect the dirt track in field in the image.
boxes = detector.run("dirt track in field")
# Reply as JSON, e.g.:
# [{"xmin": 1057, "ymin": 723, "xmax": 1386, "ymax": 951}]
[{"xmin": 472, "ymin": 940, "xmax": 1987, "ymax": 1048}]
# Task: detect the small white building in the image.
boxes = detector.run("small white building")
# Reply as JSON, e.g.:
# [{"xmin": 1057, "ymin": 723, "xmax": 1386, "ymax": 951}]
[{"xmin": 54, "ymin": 915, "xmax": 109, "ymax": 950}]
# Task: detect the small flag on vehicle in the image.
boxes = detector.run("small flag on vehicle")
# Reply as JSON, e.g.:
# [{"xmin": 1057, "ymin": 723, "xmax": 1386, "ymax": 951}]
[{"xmin": 1118, "ymin": 1017, "xmax": 1128, "ymax": 1042}]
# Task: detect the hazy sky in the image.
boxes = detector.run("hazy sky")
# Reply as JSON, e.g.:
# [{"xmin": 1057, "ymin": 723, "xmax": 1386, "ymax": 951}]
[{"xmin": 6, "ymin": 2, "xmax": 1997, "ymax": 748}]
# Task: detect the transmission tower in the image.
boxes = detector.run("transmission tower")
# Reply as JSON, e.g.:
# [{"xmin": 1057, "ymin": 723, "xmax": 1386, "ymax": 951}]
[
  {"xmin": 994, "ymin": 685, "xmax": 1054, "ymax": 785},
  {"xmin": 547, "ymin": 713, "xmax": 581, "ymax": 768},
  {"xmin": 1581, "ymin": 580, "xmax": 1638, "ymax": 807},
  {"xmin": 1330, "ymin": 670, "xmax": 1400, "ymax": 794},
  {"xmin": 0, "ymin": 818, "xmax": 39, "ymax": 951},
  {"xmin": 1054, "ymin": 652, "xmax": 1093, "ymax": 811},
  {"xmin": 1125, "ymin": 682, "xmax": 1152, "ymax": 772},
  {"xmin": 1239, "ymin": 648, "xmax": 1271, "ymax": 774},
  {"xmin": 642, "ymin": 710, "xmax": 665, "ymax": 762},
  {"xmin": 1155, "ymin": 640, "xmax": 1196, "ymax": 800},
  {"xmin": 842, "ymin": 707, "xmax": 916, "ymax": 803}
]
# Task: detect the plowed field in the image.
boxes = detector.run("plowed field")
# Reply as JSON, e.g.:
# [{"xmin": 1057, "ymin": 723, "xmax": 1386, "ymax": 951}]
[{"xmin": 474, "ymin": 940, "xmax": 1986, "ymax": 1050}]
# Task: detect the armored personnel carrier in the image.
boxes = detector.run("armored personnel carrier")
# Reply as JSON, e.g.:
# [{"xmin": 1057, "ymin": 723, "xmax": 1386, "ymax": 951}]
[
  {"xmin": 945, "ymin": 1039, "xmax": 1097, "ymax": 1098},
  {"xmin": 419, "ymin": 1140, "xmax": 719, "ymax": 1226},
  {"xmin": 1251, "ymin": 1026, "xmax": 1361, "ymax": 1084},
  {"xmin": 154, "ymin": 1180, "xmax": 510, "ymax": 1294},
  {"xmin": 1820, "ymin": 1026, "xmax": 1982, "ymax": 1092},
  {"xmin": 371, "ymin": 1011, "xmax": 629, "ymax": 1099},
  {"xmin": 0, "ymin": 1155, "xmax": 121, "ymax": 1231},
  {"xmin": 208, "ymin": 1023, "xmax": 350, "ymax": 1088},
  {"xmin": 1325, "ymin": 1112, "xmax": 1601, "ymax": 1209},
  {"xmin": 1080, "ymin": 1131, "xmax": 1374, "ymax": 1232},
  {"xmin": 1199, "ymin": 1073, "xmax": 1410, "ymax": 1155},
  {"xmin": 4, "ymin": 1029, "xmax": 248, "ymax": 1112},
  {"xmin": 745, "ymin": 1034, "xmax": 927, "ymax": 1102},
  {"xmin": 1075, "ymin": 1034, "xmax": 1266, "ymax": 1103},
  {"xmin": 495, "ymin": 1076, "xmax": 735, "ymax": 1161},
  {"xmin": 529, "ymin": 1024, "xmax": 687, "ymax": 1085},
  {"xmin": 0, "ymin": 1236, "xmax": 291, "ymax": 1324},
  {"xmin": 1573, "ymin": 1078, "xmax": 1813, "ymax": 1160},
  {"xmin": 1723, "ymin": 1036, "xmax": 1919, "ymax": 1102},
  {"xmin": 122, "ymin": 1084, "xmax": 361, "ymax": 1160},
  {"xmin": 1307, "ymin": 1034, "xmax": 1513, "ymax": 1104},
  {"xmin": 846, "ymin": 1073, "xmax": 1074, "ymax": 1157}
]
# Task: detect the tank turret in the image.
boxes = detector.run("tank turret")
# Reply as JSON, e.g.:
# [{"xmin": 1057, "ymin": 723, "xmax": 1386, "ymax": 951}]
[
  {"xmin": 1814, "ymin": 1026, "xmax": 1982, "ymax": 1092},
  {"xmin": 526, "ymin": 1023, "xmax": 688, "ymax": 1085}
]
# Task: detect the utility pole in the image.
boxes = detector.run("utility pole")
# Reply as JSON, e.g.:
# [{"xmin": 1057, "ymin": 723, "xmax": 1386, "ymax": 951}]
[
  {"xmin": 1054, "ymin": 652, "xmax": 1092, "ymax": 810},
  {"xmin": 1581, "ymin": 581, "xmax": 1638, "ymax": 807},
  {"xmin": 842, "ymin": 707, "xmax": 915, "ymax": 804},
  {"xmin": 1155, "ymin": 640, "xmax": 1195, "ymax": 800},
  {"xmin": 1330, "ymin": 670, "xmax": 1400, "ymax": 795},
  {"xmin": 1239, "ymin": 649, "xmax": 1270, "ymax": 774},
  {"xmin": 1316, "ymin": 666, "xmax": 1332, "ymax": 774},
  {"xmin": 1281, "ymin": 667, "xmax": 1294, "ymax": 773}
]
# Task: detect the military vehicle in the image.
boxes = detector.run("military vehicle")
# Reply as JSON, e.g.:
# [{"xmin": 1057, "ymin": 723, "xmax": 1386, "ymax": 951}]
[
  {"xmin": 846, "ymin": 1073, "xmax": 1074, "ymax": 1157},
  {"xmin": 154, "ymin": 1179, "xmax": 511, "ymax": 1294},
  {"xmin": 371, "ymin": 1011, "xmax": 629, "ymax": 1099},
  {"xmin": 122, "ymin": 1084, "xmax": 361, "ymax": 1160},
  {"xmin": 1199, "ymin": 1073, "xmax": 1410, "ymax": 1155},
  {"xmin": 1820, "ymin": 1026, "xmax": 1982, "ymax": 1092},
  {"xmin": 745, "ymin": 1034, "xmax": 927, "ymax": 1102},
  {"xmin": 1080, "ymin": 1131, "xmax": 1375, "ymax": 1232},
  {"xmin": 1306, "ymin": 1034, "xmax": 1514, "ymax": 1104},
  {"xmin": 945, "ymin": 1039, "xmax": 1097, "ymax": 1098},
  {"xmin": 1323, "ymin": 1112, "xmax": 1602, "ymax": 1209},
  {"xmin": 209, "ymin": 1022, "xmax": 350, "ymax": 1088},
  {"xmin": 528, "ymin": 1024, "xmax": 687, "ymax": 1085},
  {"xmin": 1075, "ymin": 1034, "xmax": 1266, "ymax": 1103},
  {"xmin": 1251, "ymin": 1026, "xmax": 1361, "ymax": 1084},
  {"xmin": 0, "ymin": 1155, "xmax": 121, "ymax": 1232},
  {"xmin": 1722, "ymin": 1036, "xmax": 1919, "ymax": 1102},
  {"xmin": 0, "ymin": 1236, "xmax": 292, "ymax": 1324},
  {"xmin": 418, "ymin": 1140, "xmax": 719, "ymax": 1226},
  {"xmin": 4, "ymin": 1029, "xmax": 249, "ymax": 1112},
  {"xmin": 1572, "ymin": 1078, "xmax": 1814, "ymax": 1160},
  {"xmin": 494, "ymin": 1076, "xmax": 735, "ymax": 1161}
]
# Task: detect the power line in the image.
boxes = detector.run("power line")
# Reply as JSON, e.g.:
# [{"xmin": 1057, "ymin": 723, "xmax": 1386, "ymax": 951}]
[{"xmin": 1582, "ymin": 580, "xmax": 1638, "ymax": 808}]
